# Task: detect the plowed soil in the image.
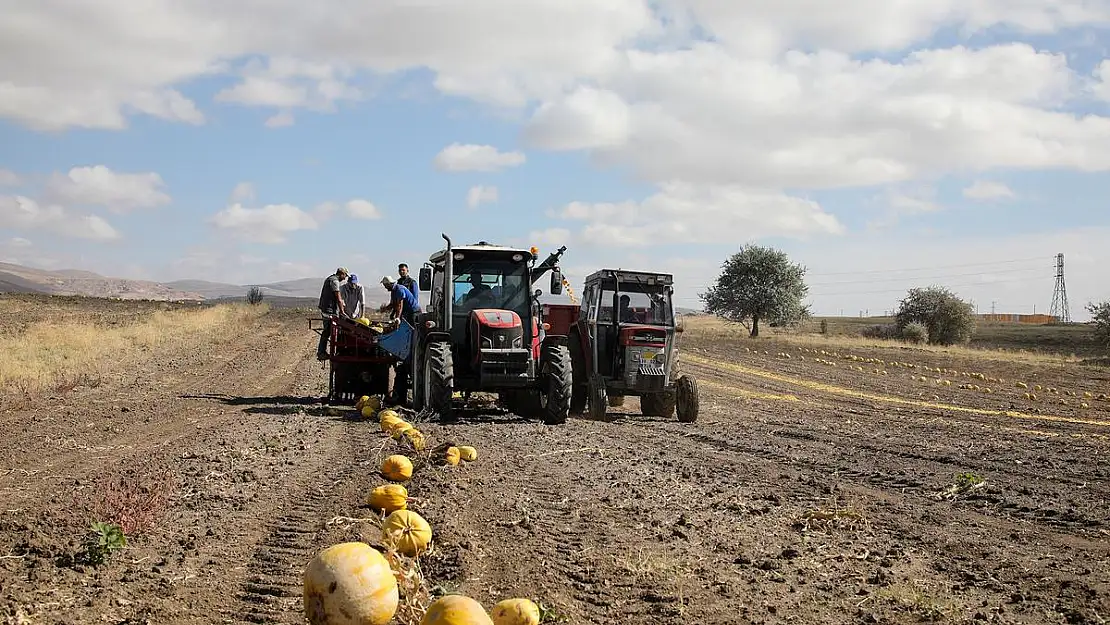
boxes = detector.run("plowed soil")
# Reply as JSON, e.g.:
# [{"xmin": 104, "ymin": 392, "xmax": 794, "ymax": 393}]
[{"xmin": 3, "ymin": 304, "xmax": 1109, "ymax": 625}]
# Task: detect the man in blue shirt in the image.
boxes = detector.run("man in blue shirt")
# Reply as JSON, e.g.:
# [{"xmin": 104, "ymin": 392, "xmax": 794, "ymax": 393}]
[{"xmin": 379, "ymin": 275, "xmax": 421, "ymax": 406}]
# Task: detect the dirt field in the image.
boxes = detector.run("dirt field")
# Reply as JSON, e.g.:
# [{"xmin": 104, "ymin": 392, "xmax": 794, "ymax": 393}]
[{"xmin": 2, "ymin": 299, "xmax": 1109, "ymax": 625}]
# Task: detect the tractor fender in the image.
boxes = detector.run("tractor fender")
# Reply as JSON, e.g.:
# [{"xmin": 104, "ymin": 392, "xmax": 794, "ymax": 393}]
[
  {"xmin": 540, "ymin": 334, "xmax": 568, "ymax": 349},
  {"xmin": 422, "ymin": 331, "xmax": 452, "ymax": 344}
]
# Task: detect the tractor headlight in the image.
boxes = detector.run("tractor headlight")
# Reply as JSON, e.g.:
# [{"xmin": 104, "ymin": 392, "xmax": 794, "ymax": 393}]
[{"xmin": 654, "ymin": 352, "xmax": 666, "ymax": 364}]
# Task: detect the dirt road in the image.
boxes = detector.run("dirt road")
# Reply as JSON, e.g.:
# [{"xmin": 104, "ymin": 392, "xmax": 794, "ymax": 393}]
[{"xmin": 2, "ymin": 308, "xmax": 1108, "ymax": 624}]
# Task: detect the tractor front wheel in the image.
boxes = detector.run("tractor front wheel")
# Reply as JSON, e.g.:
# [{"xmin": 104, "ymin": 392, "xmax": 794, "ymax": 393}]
[
  {"xmin": 542, "ymin": 345, "xmax": 572, "ymax": 425},
  {"xmin": 424, "ymin": 342, "xmax": 454, "ymax": 422},
  {"xmin": 675, "ymin": 374, "xmax": 699, "ymax": 423}
]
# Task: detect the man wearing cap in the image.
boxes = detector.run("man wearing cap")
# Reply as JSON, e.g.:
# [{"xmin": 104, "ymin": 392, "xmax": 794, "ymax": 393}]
[
  {"xmin": 379, "ymin": 275, "xmax": 421, "ymax": 405},
  {"xmin": 340, "ymin": 273, "xmax": 366, "ymax": 320},
  {"xmin": 316, "ymin": 267, "xmax": 349, "ymax": 360}
]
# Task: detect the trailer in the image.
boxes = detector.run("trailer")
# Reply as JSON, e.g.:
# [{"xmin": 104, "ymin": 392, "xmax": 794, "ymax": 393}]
[{"xmin": 309, "ymin": 315, "xmax": 408, "ymax": 405}]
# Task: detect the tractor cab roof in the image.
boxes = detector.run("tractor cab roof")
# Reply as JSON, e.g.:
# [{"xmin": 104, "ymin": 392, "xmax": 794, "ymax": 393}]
[
  {"xmin": 429, "ymin": 241, "xmax": 534, "ymax": 266},
  {"xmin": 584, "ymin": 269, "xmax": 674, "ymax": 288}
]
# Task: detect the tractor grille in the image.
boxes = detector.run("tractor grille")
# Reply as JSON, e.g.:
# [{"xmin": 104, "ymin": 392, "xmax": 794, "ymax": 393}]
[
  {"xmin": 480, "ymin": 326, "xmax": 524, "ymax": 350},
  {"xmin": 636, "ymin": 363, "xmax": 667, "ymax": 391}
]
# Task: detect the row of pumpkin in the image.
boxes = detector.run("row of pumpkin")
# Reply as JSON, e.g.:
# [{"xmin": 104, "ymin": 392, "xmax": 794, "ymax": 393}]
[{"xmin": 303, "ymin": 396, "xmax": 541, "ymax": 625}]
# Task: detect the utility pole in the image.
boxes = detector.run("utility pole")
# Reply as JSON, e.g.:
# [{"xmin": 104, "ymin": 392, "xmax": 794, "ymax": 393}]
[
  {"xmin": 1049, "ymin": 253, "xmax": 1071, "ymax": 323},
  {"xmin": 991, "ymin": 300, "xmax": 996, "ymax": 315}
]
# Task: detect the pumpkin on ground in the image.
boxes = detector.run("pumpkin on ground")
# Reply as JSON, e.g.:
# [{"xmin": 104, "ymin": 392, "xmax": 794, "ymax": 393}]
[
  {"xmin": 303, "ymin": 541, "xmax": 398, "ymax": 625},
  {"xmin": 458, "ymin": 446, "xmax": 478, "ymax": 462},
  {"xmin": 381, "ymin": 509, "xmax": 433, "ymax": 557},
  {"xmin": 404, "ymin": 428, "xmax": 427, "ymax": 451},
  {"xmin": 391, "ymin": 424, "xmax": 414, "ymax": 441},
  {"xmin": 381, "ymin": 455, "xmax": 414, "ymax": 482},
  {"xmin": 361, "ymin": 405, "xmax": 378, "ymax": 419},
  {"xmin": 380, "ymin": 415, "xmax": 403, "ymax": 433},
  {"xmin": 442, "ymin": 446, "xmax": 461, "ymax": 466},
  {"xmin": 368, "ymin": 483, "xmax": 408, "ymax": 514},
  {"xmin": 388, "ymin": 420, "xmax": 413, "ymax": 436},
  {"xmin": 378, "ymin": 408, "xmax": 401, "ymax": 423},
  {"xmin": 490, "ymin": 598, "xmax": 541, "ymax": 625},
  {"xmin": 356, "ymin": 395, "xmax": 371, "ymax": 410},
  {"xmin": 420, "ymin": 594, "xmax": 494, "ymax": 625}
]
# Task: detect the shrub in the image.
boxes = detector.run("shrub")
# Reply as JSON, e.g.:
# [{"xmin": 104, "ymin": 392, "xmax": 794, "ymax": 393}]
[
  {"xmin": 247, "ymin": 286, "xmax": 264, "ymax": 305},
  {"xmin": 895, "ymin": 286, "xmax": 975, "ymax": 346},
  {"xmin": 860, "ymin": 324, "xmax": 899, "ymax": 340},
  {"xmin": 1088, "ymin": 301, "xmax": 1110, "ymax": 348},
  {"xmin": 901, "ymin": 321, "xmax": 929, "ymax": 345}
]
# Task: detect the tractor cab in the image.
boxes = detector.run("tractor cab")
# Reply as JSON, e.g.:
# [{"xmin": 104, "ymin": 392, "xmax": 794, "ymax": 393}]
[{"xmin": 570, "ymin": 269, "xmax": 698, "ymax": 422}]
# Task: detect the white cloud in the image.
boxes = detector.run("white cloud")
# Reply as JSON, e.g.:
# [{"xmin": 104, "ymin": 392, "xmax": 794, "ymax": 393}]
[
  {"xmin": 963, "ymin": 180, "xmax": 1018, "ymax": 201},
  {"xmin": 523, "ymin": 87, "xmax": 631, "ymax": 151},
  {"xmin": 229, "ymin": 182, "xmax": 255, "ymax": 202},
  {"xmin": 345, "ymin": 198, "xmax": 382, "ymax": 220},
  {"xmin": 1091, "ymin": 60, "xmax": 1110, "ymax": 102},
  {"xmin": 44, "ymin": 165, "xmax": 171, "ymax": 214},
  {"xmin": 8, "ymin": 237, "xmax": 32, "ymax": 248},
  {"xmin": 434, "ymin": 144, "xmax": 526, "ymax": 172},
  {"xmin": 0, "ymin": 169, "xmax": 20, "ymax": 187},
  {"xmin": 209, "ymin": 202, "xmax": 318, "ymax": 243},
  {"xmin": 527, "ymin": 228, "xmax": 572, "ymax": 248},
  {"xmin": 0, "ymin": 195, "xmax": 120, "ymax": 241},
  {"xmin": 214, "ymin": 56, "xmax": 362, "ymax": 117},
  {"xmin": 553, "ymin": 181, "xmax": 844, "ymax": 247},
  {"xmin": 265, "ymin": 111, "xmax": 295, "ymax": 127},
  {"xmin": 466, "ymin": 185, "xmax": 499, "ymax": 209}
]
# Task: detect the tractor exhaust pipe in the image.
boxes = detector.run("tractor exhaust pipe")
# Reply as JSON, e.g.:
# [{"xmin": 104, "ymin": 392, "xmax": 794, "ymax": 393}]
[{"xmin": 442, "ymin": 233, "xmax": 452, "ymax": 331}]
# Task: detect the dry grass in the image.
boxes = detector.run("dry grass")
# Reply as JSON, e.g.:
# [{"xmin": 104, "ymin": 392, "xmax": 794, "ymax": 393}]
[
  {"xmin": 0, "ymin": 302, "xmax": 268, "ymax": 396},
  {"xmin": 74, "ymin": 464, "xmax": 177, "ymax": 536},
  {"xmin": 683, "ymin": 315, "xmax": 1095, "ymax": 367}
]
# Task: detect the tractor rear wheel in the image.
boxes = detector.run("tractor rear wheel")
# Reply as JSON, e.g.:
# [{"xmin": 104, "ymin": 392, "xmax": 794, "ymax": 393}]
[
  {"xmin": 542, "ymin": 345, "xmax": 572, "ymax": 425},
  {"xmin": 424, "ymin": 342, "xmax": 454, "ymax": 422},
  {"xmin": 675, "ymin": 374, "xmax": 699, "ymax": 423}
]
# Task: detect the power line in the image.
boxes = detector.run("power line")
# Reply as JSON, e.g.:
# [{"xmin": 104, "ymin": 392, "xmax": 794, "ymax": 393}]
[
  {"xmin": 804, "ymin": 256, "xmax": 1047, "ymax": 277},
  {"xmin": 806, "ymin": 274, "xmax": 1041, "ymax": 297},
  {"xmin": 806, "ymin": 265, "xmax": 1048, "ymax": 287}
]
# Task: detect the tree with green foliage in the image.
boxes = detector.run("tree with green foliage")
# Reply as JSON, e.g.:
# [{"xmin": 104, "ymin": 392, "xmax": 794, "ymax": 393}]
[
  {"xmin": 1087, "ymin": 300, "xmax": 1110, "ymax": 348},
  {"xmin": 247, "ymin": 286, "xmax": 264, "ymax": 305},
  {"xmin": 699, "ymin": 245, "xmax": 809, "ymax": 337},
  {"xmin": 895, "ymin": 286, "xmax": 975, "ymax": 346}
]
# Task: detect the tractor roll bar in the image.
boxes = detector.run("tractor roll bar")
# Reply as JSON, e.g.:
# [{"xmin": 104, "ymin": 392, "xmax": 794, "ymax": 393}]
[{"xmin": 441, "ymin": 233, "xmax": 453, "ymax": 332}]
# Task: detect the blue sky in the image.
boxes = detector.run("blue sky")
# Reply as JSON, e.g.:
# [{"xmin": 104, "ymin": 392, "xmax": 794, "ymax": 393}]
[{"xmin": 1, "ymin": 1, "xmax": 1108, "ymax": 320}]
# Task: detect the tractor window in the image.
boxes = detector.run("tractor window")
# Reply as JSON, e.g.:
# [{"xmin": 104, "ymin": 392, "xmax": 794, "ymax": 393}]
[
  {"xmin": 451, "ymin": 261, "xmax": 529, "ymax": 318},
  {"xmin": 601, "ymin": 284, "xmax": 674, "ymax": 326}
]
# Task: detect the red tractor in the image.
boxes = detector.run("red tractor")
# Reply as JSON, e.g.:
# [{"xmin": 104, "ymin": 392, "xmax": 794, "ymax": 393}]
[
  {"xmin": 411, "ymin": 235, "xmax": 573, "ymax": 424},
  {"xmin": 548, "ymin": 269, "xmax": 698, "ymax": 422}
]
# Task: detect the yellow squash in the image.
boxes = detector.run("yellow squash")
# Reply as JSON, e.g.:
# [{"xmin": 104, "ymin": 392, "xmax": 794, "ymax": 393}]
[
  {"xmin": 391, "ymin": 424, "xmax": 414, "ymax": 441},
  {"xmin": 490, "ymin": 598, "xmax": 540, "ymax": 625},
  {"xmin": 303, "ymin": 541, "xmax": 399, "ymax": 625},
  {"xmin": 368, "ymin": 483, "xmax": 408, "ymax": 514},
  {"xmin": 442, "ymin": 446, "xmax": 461, "ymax": 466},
  {"xmin": 380, "ymin": 415, "xmax": 403, "ymax": 433},
  {"xmin": 381, "ymin": 455, "xmax": 414, "ymax": 482},
  {"xmin": 420, "ymin": 594, "xmax": 493, "ymax": 625},
  {"xmin": 378, "ymin": 408, "xmax": 401, "ymax": 423},
  {"xmin": 404, "ymin": 428, "xmax": 427, "ymax": 451},
  {"xmin": 381, "ymin": 509, "xmax": 433, "ymax": 557},
  {"xmin": 458, "ymin": 446, "xmax": 478, "ymax": 462}
]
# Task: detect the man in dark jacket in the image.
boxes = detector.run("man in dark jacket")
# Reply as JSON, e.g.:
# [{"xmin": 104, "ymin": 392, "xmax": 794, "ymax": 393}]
[
  {"xmin": 316, "ymin": 266, "xmax": 349, "ymax": 360},
  {"xmin": 397, "ymin": 262, "xmax": 419, "ymax": 306}
]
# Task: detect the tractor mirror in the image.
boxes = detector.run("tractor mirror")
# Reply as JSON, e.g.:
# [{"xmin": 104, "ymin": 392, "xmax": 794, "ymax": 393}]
[
  {"xmin": 551, "ymin": 270, "xmax": 564, "ymax": 295},
  {"xmin": 419, "ymin": 267, "xmax": 432, "ymax": 292}
]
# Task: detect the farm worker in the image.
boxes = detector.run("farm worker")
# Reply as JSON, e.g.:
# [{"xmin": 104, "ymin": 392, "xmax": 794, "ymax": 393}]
[
  {"xmin": 341, "ymin": 273, "xmax": 366, "ymax": 319},
  {"xmin": 316, "ymin": 267, "xmax": 349, "ymax": 360},
  {"xmin": 397, "ymin": 262, "xmax": 419, "ymax": 306},
  {"xmin": 379, "ymin": 275, "xmax": 422, "ymax": 406},
  {"xmin": 378, "ymin": 275, "xmax": 421, "ymax": 327}
]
